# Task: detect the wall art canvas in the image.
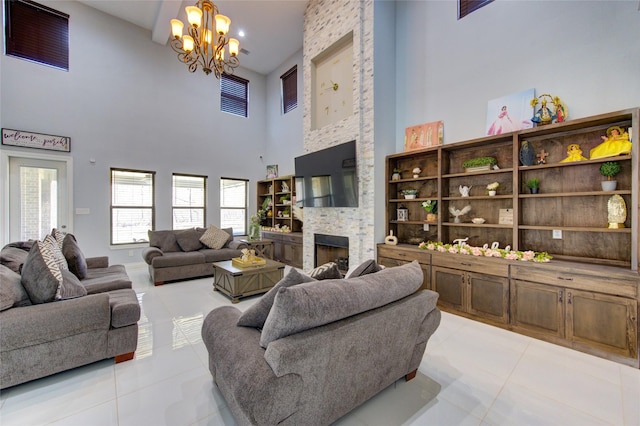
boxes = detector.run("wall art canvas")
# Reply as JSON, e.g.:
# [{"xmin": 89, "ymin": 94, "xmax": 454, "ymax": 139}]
[
  {"xmin": 2, "ymin": 128, "xmax": 71, "ymax": 152},
  {"xmin": 486, "ymin": 88, "xmax": 534, "ymax": 136},
  {"xmin": 266, "ymin": 164, "xmax": 278, "ymax": 178},
  {"xmin": 404, "ymin": 120, "xmax": 443, "ymax": 152}
]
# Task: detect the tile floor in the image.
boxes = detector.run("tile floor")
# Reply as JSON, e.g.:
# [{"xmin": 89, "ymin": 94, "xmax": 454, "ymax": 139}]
[{"xmin": 1, "ymin": 263, "xmax": 639, "ymax": 426}]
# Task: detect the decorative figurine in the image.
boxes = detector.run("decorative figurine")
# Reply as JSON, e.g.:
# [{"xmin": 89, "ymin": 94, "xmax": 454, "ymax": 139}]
[
  {"xmin": 384, "ymin": 230, "xmax": 398, "ymax": 245},
  {"xmin": 560, "ymin": 143, "xmax": 588, "ymax": 163},
  {"xmin": 607, "ymin": 194, "xmax": 627, "ymax": 229},
  {"xmin": 459, "ymin": 185, "xmax": 472, "ymax": 197},
  {"xmin": 281, "ymin": 181, "xmax": 290, "ymax": 193},
  {"xmin": 449, "ymin": 205, "xmax": 471, "ymax": 223},
  {"xmin": 537, "ymin": 149, "xmax": 549, "ymax": 164},
  {"xmin": 519, "ymin": 140, "xmax": 536, "ymax": 166},
  {"xmin": 530, "ymin": 94, "xmax": 567, "ymax": 126},
  {"xmin": 589, "ymin": 126, "xmax": 632, "ymax": 160}
]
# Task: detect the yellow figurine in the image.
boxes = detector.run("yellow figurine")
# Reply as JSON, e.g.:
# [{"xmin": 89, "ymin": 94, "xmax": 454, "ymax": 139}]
[
  {"xmin": 560, "ymin": 143, "xmax": 588, "ymax": 163},
  {"xmin": 589, "ymin": 126, "xmax": 632, "ymax": 160}
]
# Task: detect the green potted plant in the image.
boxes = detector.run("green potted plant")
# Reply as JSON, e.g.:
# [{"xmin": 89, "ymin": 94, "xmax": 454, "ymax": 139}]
[
  {"xmin": 392, "ymin": 168, "xmax": 402, "ymax": 181},
  {"xmin": 401, "ymin": 189, "xmax": 418, "ymax": 199},
  {"xmin": 526, "ymin": 178, "xmax": 540, "ymax": 194},
  {"xmin": 421, "ymin": 200, "xmax": 438, "ymax": 222},
  {"xmin": 462, "ymin": 157, "xmax": 497, "ymax": 172},
  {"xmin": 599, "ymin": 161, "xmax": 621, "ymax": 191}
]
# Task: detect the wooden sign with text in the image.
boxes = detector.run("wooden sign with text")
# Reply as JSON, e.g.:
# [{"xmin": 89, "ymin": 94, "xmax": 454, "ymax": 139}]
[{"xmin": 2, "ymin": 128, "xmax": 71, "ymax": 152}]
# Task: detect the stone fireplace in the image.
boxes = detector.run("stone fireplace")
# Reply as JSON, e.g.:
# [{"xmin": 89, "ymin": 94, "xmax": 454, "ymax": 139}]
[{"xmin": 314, "ymin": 234, "xmax": 349, "ymax": 272}]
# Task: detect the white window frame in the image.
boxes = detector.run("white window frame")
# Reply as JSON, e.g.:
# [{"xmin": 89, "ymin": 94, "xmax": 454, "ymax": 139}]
[
  {"xmin": 110, "ymin": 168, "xmax": 155, "ymax": 245},
  {"xmin": 220, "ymin": 178, "xmax": 248, "ymax": 236},
  {"xmin": 172, "ymin": 173, "xmax": 207, "ymax": 230}
]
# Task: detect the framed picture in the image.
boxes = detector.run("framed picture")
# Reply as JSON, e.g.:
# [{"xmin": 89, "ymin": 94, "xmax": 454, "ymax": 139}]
[
  {"xmin": 2, "ymin": 128, "xmax": 71, "ymax": 152},
  {"xmin": 485, "ymin": 88, "xmax": 534, "ymax": 136},
  {"xmin": 266, "ymin": 164, "xmax": 278, "ymax": 179},
  {"xmin": 404, "ymin": 121, "xmax": 443, "ymax": 152}
]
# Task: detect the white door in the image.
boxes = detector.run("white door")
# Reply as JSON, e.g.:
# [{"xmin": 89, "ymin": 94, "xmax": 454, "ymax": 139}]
[{"xmin": 8, "ymin": 157, "xmax": 69, "ymax": 242}]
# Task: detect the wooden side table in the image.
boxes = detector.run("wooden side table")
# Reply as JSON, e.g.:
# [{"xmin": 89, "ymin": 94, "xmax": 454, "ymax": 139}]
[{"xmin": 241, "ymin": 239, "xmax": 274, "ymax": 259}]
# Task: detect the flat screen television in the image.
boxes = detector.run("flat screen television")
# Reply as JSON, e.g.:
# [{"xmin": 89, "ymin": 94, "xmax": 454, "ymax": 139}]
[{"xmin": 294, "ymin": 141, "xmax": 358, "ymax": 207}]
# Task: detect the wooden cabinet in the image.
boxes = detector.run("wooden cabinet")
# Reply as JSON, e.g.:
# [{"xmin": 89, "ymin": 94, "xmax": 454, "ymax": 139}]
[
  {"xmin": 262, "ymin": 231, "xmax": 303, "ymax": 269},
  {"xmin": 257, "ymin": 175, "xmax": 302, "ymax": 233},
  {"xmin": 380, "ymin": 108, "xmax": 640, "ymax": 367}
]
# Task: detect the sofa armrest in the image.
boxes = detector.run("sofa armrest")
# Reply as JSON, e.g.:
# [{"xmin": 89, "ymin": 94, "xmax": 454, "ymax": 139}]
[
  {"xmin": 0, "ymin": 294, "xmax": 111, "ymax": 352},
  {"xmin": 228, "ymin": 240, "xmax": 249, "ymax": 250},
  {"xmin": 86, "ymin": 256, "xmax": 109, "ymax": 269},
  {"xmin": 141, "ymin": 247, "xmax": 163, "ymax": 265}
]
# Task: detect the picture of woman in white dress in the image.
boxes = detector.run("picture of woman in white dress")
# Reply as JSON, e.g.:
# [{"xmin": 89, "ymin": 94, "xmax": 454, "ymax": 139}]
[{"xmin": 487, "ymin": 105, "xmax": 517, "ymax": 135}]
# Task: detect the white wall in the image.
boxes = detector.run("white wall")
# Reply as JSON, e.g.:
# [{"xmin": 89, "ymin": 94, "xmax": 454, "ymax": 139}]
[
  {"xmin": 0, "ymin": 1, "xmax": 270, "ymax": 264},
  {"xmin": 395, "ymin": 0, "xmax": 640, "ymax": 147}
]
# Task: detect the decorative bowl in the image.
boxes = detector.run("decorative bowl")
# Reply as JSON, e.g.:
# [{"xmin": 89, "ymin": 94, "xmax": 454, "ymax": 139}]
[{"xmin": 471, "ymin": 218, "xmax": 486, "ymax": 224}]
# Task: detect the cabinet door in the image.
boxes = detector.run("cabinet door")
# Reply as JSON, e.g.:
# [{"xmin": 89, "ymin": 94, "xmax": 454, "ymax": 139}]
[
  {"xmin": 284, "ymin": 243, "xmax": 303, "ymax": 269},
  {"xmin": 511, "ymin": 280, "xmax": 564, "ymax": 338},
  {"xmin": 272, "ymin": 239, "xmax": 285, "ymax": 263},
  {"xmin": 567, "ymin": 289, "xmax": 638, "ymax": 359},
  {"xmin": 467, "ymin": 272, "xmax": 509, "ymax": 324},
  {"xmin": 432, "ymin": 266, "xmax": 465, "ymax": 311}
]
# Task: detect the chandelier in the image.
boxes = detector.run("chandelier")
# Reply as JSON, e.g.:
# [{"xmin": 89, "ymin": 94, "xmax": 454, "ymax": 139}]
[{"xmin": 170, "ymin": 0, "xmax": 240, "ymax": 78}]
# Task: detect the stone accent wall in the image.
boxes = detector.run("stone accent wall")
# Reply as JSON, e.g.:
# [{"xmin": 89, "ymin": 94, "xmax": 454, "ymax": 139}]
[{"xmin": 302, "ymin": 0, "xmax": 375, "ymax": 270}]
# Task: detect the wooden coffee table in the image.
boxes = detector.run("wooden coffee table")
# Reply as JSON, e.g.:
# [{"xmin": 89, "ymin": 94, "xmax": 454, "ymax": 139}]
[{"xmin": 212, "ymin": 259, "xmax": 285, "ymax": 303}]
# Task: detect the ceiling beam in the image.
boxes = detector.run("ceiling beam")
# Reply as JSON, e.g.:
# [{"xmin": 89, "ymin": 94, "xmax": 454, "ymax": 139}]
[{"xmin": 152, "ymin": 0, "xmax": 183, "ymax": 45}]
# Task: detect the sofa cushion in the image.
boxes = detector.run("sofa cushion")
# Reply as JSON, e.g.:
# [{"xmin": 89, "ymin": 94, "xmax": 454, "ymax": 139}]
[
  {"xmin": 82, "ymin": 265, "xmax": 132, "ymax": 294},
  {"xmin": 108, "ymin": 289, "xmax": 141, "ymax": 328},
  {"xmin": 200, "ymin": 225, "xmax": 232, "ymax": 250},
  {"xmin": 150, "ymin": 251, "xmax": 206, "ymax": 268},
  {"xmin": 58, "ymin": 269, "xmax": 88, "ymax": 300},
  {"xmin": 44, "ymin": 234, "xmax": 68, "ymax": 271},
  {"xmin": 237, "ymin": 268, "xmax": 316, "ymax": 329},
  {"xmin": 308, "ymin": 262, "xmax": 343, "ymax": 280},
  {"xmin": 347, "ymin": 259, "xmax": 382, "ymax": 278},
  {"xmin": 21, "ymin": 241, "xmax": 64, "ymax": 304},
  {"xmin": 0, "ymin": 246, "xmax": 30, "ymax": 274},
  {"xmin": 62, "ymin": 234, "xmax": 88, "ymax": 280},
  {"xmin": 0, "ymin": 264, "xmax": 31, "ymax": 307},
  {"xmin": 175, "ymin": 228, "xmax": 204, "ymax": 252},
  {"xmin": 260, "ymin": 260, "xmax": 424, "ymax": 348},
  {"xmin": 200, "ymin": 248, "xmax": 242, "ymax": 263},
  {"xmin": 148, "ymin": 230, "xmax": 181, "ymax": 253}
]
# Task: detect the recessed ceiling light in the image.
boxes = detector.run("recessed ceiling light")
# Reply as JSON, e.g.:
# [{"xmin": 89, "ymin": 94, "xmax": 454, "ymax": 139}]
[{"xmin": 238, "ymin": 30, "xmax": 245, "ymax": 37}]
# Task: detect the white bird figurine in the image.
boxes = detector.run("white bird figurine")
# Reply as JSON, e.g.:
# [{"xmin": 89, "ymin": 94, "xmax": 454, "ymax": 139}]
[
  {"xmin": 449, "ymin": 205, "xmax": 471, "ymax": 223},
  {"xmin": 459, "ymin": 185, "xmax": 472, "ymax": 197}
]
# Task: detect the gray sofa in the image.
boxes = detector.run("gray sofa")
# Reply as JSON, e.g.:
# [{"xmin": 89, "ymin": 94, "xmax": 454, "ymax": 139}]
[
  {"xmin": 0, "ymin": 238, "xmax": 140, "ymax": 389},
  {"xmin": 142, "ymin": 227, "xmax": 249, "ymax": 286},
  {"xmin": 202, "ymin": 260, "xmax": 441, "ymax": 426}
]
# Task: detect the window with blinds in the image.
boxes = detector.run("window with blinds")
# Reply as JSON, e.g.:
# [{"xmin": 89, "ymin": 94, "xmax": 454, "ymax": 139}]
[
  {"xmin": 172, "ymin": 174, "xmax": 207, "ymax": 229},
  {"xmin": 4, "ymin": 0, "xmax": 69, "ymax": 70},
  {"xmin": 221, "ymin": 73, "xmax": 249, "ymax": 117},
  {"xmin": 281, "ymin": 65, "xmax": 297, "ymax": 114},
  {"xmin": 220, "ymin": 178, "xmax": 247, "ymax": 235},
  {"xmin": 111, "ymin": 169, "xmax": 155, "ymax": 245},
  {"xmin": 458, "ymin": 0, "xmax": 493, "ymax": 19}
]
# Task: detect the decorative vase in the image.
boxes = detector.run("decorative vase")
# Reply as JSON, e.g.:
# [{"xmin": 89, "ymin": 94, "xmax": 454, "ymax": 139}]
[
  {"xmin": 384, "ymin": 230, "xmax": 398, "ymax": 245},
  {"xmin": 488, "ymin": 190, "xmax": 497, "ymax": 196},
  {"xmin": 601, "ymin": 180, "xmax": 617, "ymax": 191},
  {"xmin": 413, "ymin": 174, "xmax": 419, "ymax": 178},
  {"xmin": 404, "ymin": 194, "xmax": 416, "ymax": 199},
  {"xmin": 392, "ymin": 172, "xmax": 401, "ymax": 181},
  {"xmin": 248, "ymin": 222, "xmax": 261, "ymax": 241},
  {"xmin": 426, "ymin": 213, "xmax": 438, "ymax": 222},
  {"xmin": 529, "ymin": 187, "xmax": 539, "ymax": 194}
]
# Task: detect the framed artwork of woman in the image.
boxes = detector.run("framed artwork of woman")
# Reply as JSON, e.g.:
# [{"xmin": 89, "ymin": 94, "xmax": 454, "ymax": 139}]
[
  {"xmin": 404, "ymin": 120, "xmax": 443, "ymax": 152},
  {"xmin": 486, "ymin": 88, "xmax": 534, "ymax": 136}
]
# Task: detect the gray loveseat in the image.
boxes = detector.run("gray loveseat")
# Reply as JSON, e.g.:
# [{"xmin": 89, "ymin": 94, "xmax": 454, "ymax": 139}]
[
  {"xmin": 0, "ymin": 237, "xmax": 140, "ymax": 389},
  {"xmin": 202, "ymin": 260, "xmax": 441, "ymax": 425},
  {"xmin": 142, "ymin": 227, "xmax": 249, "ymax": 286}
]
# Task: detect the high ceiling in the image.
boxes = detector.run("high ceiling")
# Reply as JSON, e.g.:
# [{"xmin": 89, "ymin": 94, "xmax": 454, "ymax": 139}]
[{"xmin": 77, "ymin": 0, "xmax": 308, "ymax": 75}]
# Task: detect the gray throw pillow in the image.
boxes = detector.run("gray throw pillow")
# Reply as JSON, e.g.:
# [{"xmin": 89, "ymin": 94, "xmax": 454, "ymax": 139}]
[
  {"xmin": 260, "ymin": 260, "xmax": 424, "ymax": 348},
  {"xmin": 0, "ymin": 264, "xmax": 31, "ymax": 307},
  {"xmin": 200, "ymin": 225, "xmax": 232, "ymax": 250},
  {"xmin": 51, "ymin": 228, "xmax": 65, "ymax": 248},
  {"xmin": 0, "ymin": 246, "xmax": 30, "ymax": 274},
  {"xmin": 347, "ymin": 259, "xmax": 382, "ymax": 278},
  {"xmin": 0, "ymin": 281, "xmax": 14, "ymax": 311},
  {"xmin": 175, "ymin": 229, "xmax": 204, "ymax": 252},
  {"xmin": 62, "ymin": 234, "xmax": 88, "ymax": 280},
  {"xmin": 21, "ymin": 241, "xmax": 64, "ymax": 304},
  {"xmin": 57, "ymin": 269, "xmax": 87, "ymax": 300},
  {"xmin": 237, "ymin": 268, "xmax": 316, "ymax": 329},
  {"xmin": 148, "ymin": 229, "xmax": 181, "ymax": 252},
  {"xmin": 308, "ymin": 262, "xmax": 343, "ymax": 280}
]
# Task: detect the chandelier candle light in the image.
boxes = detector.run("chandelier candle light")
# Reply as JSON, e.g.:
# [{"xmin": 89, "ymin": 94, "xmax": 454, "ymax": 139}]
[{"xmin": 170, "ymin": 0, "xmax": 240, "ymax": 77}]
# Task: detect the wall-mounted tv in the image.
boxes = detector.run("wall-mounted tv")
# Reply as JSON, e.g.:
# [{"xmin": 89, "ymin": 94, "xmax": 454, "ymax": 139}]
[{"xmin": 294, "ymin": 140, "xmax": 358, "ymax": 208}]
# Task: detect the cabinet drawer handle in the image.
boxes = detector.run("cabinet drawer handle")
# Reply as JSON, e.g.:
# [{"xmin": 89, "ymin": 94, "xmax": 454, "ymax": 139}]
[
  {"xmin": 559, "ymin": 290, "xmax": 563, "ymax": 303},
  {"xmin": 557, "ymin": 276, "xmax": 573, "ymax": 281},
  {"xmin": 460, "ymin": 262, "xmax": 471, "ymax": 266},
  {"xmin": 567, "ymin": 292, "xmax": 572, "ymax": 304}
]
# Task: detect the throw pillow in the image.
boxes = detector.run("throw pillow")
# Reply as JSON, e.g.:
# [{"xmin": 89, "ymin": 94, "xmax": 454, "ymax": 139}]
[
  {"xmin": 347, "ymin": 259, "xmax": 382, "ymax": 278},
  {"xmin": 175, "ymin": 228, "xmax": 204, "ymax": 252},
  {"xmin": 0, "ymin": 246, "xmax": 30, "ymax": 274},
  {"xmin": 260, "ymin": 260, "xmax": 424, "ymax": 348},
  {"xmin": 0, "ymin": 264, "xmax": 31, "ymax": 307},
  {"xmin": 308, "ymin": 262, "xmax": 343, "ymax": 280},
  {"xmin": 200, "ymin": 225, "xmax": 232, "ymax": 250},
  {"xmin": 57, "ymin": 269, "xmax": 87, "ymax": 300},
  {"xmin": 44, "ymin": 234, "xmax": 69, "ymax": 271},
  {"xmin": 0, "ymin": 281, "xmax": 14, "ymax": 311},
  {"xmin": 237, "ymin": 268, "xmax": 316, "ymax": 329},
  {"xmin": 21, "ymin": 240, "xmax": 64, "ymax": 304},
  {"xmin": 51, "ymin": 228, "xmax": 65, "ymax": 248},
  {"xmin": 62, "ymin": 234, "xmax": 88, "ymax": 280}
]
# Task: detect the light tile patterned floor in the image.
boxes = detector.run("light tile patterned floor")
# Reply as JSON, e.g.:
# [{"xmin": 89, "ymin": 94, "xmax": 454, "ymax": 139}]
[{"xmin": 1, "ymin": 264, "xmax": 638, "ymax": 426}]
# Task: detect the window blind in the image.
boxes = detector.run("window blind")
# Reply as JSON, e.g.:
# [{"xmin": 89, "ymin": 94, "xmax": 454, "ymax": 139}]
[
  {"xmin": 221, "ymin": 74, "xmax": 249, "ymax": 117},
  {"xmin": 173, "ymin": 174, "xmax": 206, "ymax": 229},
  {"xmin": 458, "ymin": 0, "xmax": 493, "ymax": 19},
  {"xmin": 281, "ymin": 65, "xmax": 298, "ymax": 114}
]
